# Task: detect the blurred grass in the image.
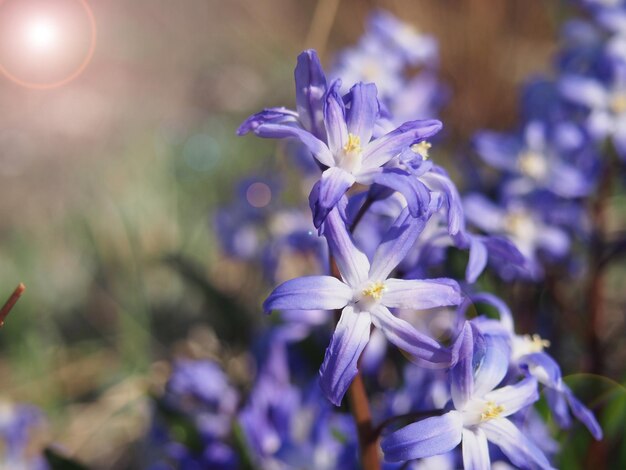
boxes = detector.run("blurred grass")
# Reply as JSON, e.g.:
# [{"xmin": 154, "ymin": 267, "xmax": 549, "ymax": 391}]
[{"xmin": 0, "ymin": 106, "xmax": 280, "ymax": 465}]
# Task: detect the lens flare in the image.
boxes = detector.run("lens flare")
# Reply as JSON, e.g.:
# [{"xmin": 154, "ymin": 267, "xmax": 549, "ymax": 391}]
[
  {"xmin": 24, "ymin": 17, "xmax": 60, "ymax": 52},
  {"xmin": 0, "ymin": 0, "xmax": 97, "ymax": 89}
]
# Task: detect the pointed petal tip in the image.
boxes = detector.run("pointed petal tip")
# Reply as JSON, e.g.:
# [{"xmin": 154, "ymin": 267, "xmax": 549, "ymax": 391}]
[
  {"xmin": 299, "ymin": 48, "xmax": 320, "ymax": 60},
  {"xmin": 236, "ymin": 117, "xmax": 254, "ymax": 136},
  {"xmin": 412, "ymin": 118, "xmax": 443, "ymax": 137}
]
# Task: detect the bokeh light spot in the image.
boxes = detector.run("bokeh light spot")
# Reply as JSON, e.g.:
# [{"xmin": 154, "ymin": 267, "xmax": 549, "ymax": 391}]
[{"xmin": 246, "ymin": 182, "xmax": 272, "ymax": 208}]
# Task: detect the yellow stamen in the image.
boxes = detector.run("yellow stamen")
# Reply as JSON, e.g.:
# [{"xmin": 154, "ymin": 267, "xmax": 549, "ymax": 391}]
[
  {"xmin": 480, "ymin": 401, "xmax": 505, "ymax": 422},
  {"xmin": 344, "ymin": 133, "xmax": 362, "ymax": 154},
  {"xmin": 362, "ymin": 281, "xmax": 386, "ymax": 300},
  {"xmin": 411, "ymin": 141, "xmax": 432, "ymax": 159},
  {"xmin": 527, "ymin": 334, "xmax": 550, "ymax": 351},
  {"xmin": 611, "ymin": 93, "xmax": 626, "ymax": 114},
  {"xmin": 362, "ymin": 61, "xmax": 381, "ymax": 82},
  {"xmin": 517, "ymin": 150, "xmax": 547, "ymax": 180},
  {"xmin": 504, "ymin": 210, "xmax": 533, "ymax": 237}
]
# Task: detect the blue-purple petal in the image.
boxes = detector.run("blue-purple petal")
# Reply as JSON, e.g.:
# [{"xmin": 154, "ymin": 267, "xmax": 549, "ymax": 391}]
[
  {"xmin": 421, "ymin": 170, "xmax": 464, "ymax": 236},
  {"xmin": 319, "ymin": 306, "xmax": 372, "ymax": 406},
  {"xmin": 563, "ymin": 386, "xmax": 603, "ymax": 440},
  {"xmin": 263, "ymin": 276, "xmax": 351, "ymax": 313},
  {"xmin": 322, "ymin": 207, "xmax": 371, "ymax": 287},
  {"xmin": 254, "ymin": 122, "xmax": 334, "ymax": 167},
  {"xmin": 368, "ymin": 208, "xmax": 427, "ymax": 280},
  {"xmin": 466, "ymin": 236, "xmax": 488, "ymax": 283},
  {"xmin": 546, "ymin": 387, "xmax": 572, "ymax": 430},
  {"xmin": 294, "ymin": 49, "xmax": 327, "ymax": 138},
  {"xmin": 461, "ymin": 428, "xmax": 490, "ymax": 470},
  {"xmin": 312, "ymin": 167, "xmax": 356, "ymax": 228},
  {"xmin": 559, "ymin": 75, "xmax": 608, "ymax": 109},
  {"xmin": 371, "ymin": 305, "xmax": 451, "ymax": 367},
  {"xmin": 324, "ymin": 80, "xmax": 348, "ymax": 155},
  {"xmin": 473, "ymin": 334, "xmax": 511, "ymax": 397},
  {"xmin": 481, "ymin": 418, "xmax": 554, "ymax": 470},
  {"xmin": 451, "ymin": 322, "xmax": 476, "ymax": 410},
  {"xmin": 484, "ymin": 376, "xmax": 539, "ymax": 417},
  {"xmin": 346, "ymin": 82, "xmax": 379, "ymax": 144},
  {"xmin": 381, "ymin": 411, "xmax": 463, "ymax": 462},
  {"xmin": 372, "ymin": 168, "xmax": 431, "ymax": 218},
  {"xmin": 519, "ymin": 352, "xmax": 562, "ymax": 389},
  {"xmin": 473, "ymin": 130, "xmax": 522, "ymax": 172},
  {"xmin": 382, "ymin": 278, "xmax": 463, "ymax": 310},
  {"xmin": 361, "ymin": 119, "xmax": 443, "ymax": 170},
  {"xmin": 237, "ymin": 107, "xmax": 299, "ymax": 136}
]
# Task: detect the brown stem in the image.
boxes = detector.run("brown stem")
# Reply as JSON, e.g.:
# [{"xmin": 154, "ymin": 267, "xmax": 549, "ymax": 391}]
[
  {"xmin": 347, "ymin": 372, "xmax": 380, "ymax": 470},
  {"xmin": 587, "ymin": 258, "xmax": 604, "ymax": 375},
  {"xmin": 586, "ymin": 150, "xmax": 614, "ymax": 376},
  {"xmin": 0, "ymin": 283, "xmax": 26, "ymax": 327}
]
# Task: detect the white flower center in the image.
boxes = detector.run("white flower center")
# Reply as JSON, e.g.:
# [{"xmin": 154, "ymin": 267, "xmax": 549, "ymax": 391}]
[
  {"xmin": 361, "ymin": 59, "xmax": 383, "ymax": 83},
  {"xmin": 355, "ymin": 281, "xmax": 387, "ymax": 311},
  {"xmin": 517, "ymin": 150, "xmax": 548, "ymax": 180},
  {"xmin": 512, "ymin": 334, "xmax": 550, "ymax": 361},
  {"xmin": 462, "ymin": 398, "xmax": 505, "ymax": 426},
  {"xmin": 504, "ymin": 210, "xmax": 536, "ymax": 240},
  {"xmin": 398, "ymin": 24, "xmax": 420, "ymax": 47},
  {"xmin": 610, "ymin": 92, "xmax": 626, "ymax": 115},
  {"xmin": 339, "ymin": 133, "xmax": 363, "ymax": 173}
]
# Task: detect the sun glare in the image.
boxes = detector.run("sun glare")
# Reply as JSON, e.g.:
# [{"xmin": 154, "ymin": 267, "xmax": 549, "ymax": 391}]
[
  {"xmin": 24, "ymin": 17, "xmax": 60, "ymax": 52},
  {"xmin": 0, "ymin": 0, "xmax": 97, "ymax": 89}
]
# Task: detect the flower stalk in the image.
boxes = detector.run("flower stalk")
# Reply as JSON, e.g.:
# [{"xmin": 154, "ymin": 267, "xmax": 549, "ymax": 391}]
[{"xmin": 0, "ymin": 283, "xmax": 25, "ymax": 328}]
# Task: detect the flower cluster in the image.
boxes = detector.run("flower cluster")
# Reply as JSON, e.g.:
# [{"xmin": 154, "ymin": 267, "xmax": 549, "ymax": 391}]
[
  {"xmin": 167, "ymin": 9, "xmax": 608, "ymax": 470},
  {"xmin": 146, "ymin": 359, "xmax": 240, "ymax": 469},
  {"xmin": 463, "ymin": 0, "xmax": 626, "ymax": 281},
  {"xmin": 0, "ymin": 400, "xmax": 48, "ymax": 469}
]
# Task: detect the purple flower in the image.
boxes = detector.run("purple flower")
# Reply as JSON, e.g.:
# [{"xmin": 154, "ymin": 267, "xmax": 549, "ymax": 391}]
[
  {"xmin": 469, "ymin": 293, "xmax": 603, "ymax": 441},
  {"xmin": 238, "ymin": 50, "xmax": 327, "ymax": 140},
  {"xmin": 367, "ymin": 10, "xmax": 438, "ymax": 68},
  {"xmin": 463, "ymin": 193, "xmax": 570, "ymax": 279},
  {"xmin": 332, "ymin": 37, "xmax": 405, "ymax": 98},
  {"xmin": 264, "ymin": 206, "xmax": 462, "ymax": 405},
  {"xmin": 165, "ymin": 360, "xmax": 238, "ymax": 422},
  {"xmin": 248, "ymin": 78, "xmax": 442, "ymax": 227},
  {"xmin": 240, "ymin": 337, "xmax": 359, "ymax": 469},
  {"xmin": 474, "ymin": 121, "xmax": 594, "ymax": 198},
  {"xmin": 382, "ymin": 324, "xmax": 553, "ymax": 470},
  {"xmin": 560, "ymin": 67, "xmax": 626, "ymax": 160},
  {"xmin": 0, "ymin": 402, "xmax": 48, "ymax": 469},
  {"xmin": 365, "ymin": 180, "xmax": 525, "ymax": 284},
  {"xmin": 387, "ymin": 72, "xmax": 449, "ymax": 124},
  {"xmin": 146, "ymin": 359, "xmax": 241, "ymax": 469}
]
